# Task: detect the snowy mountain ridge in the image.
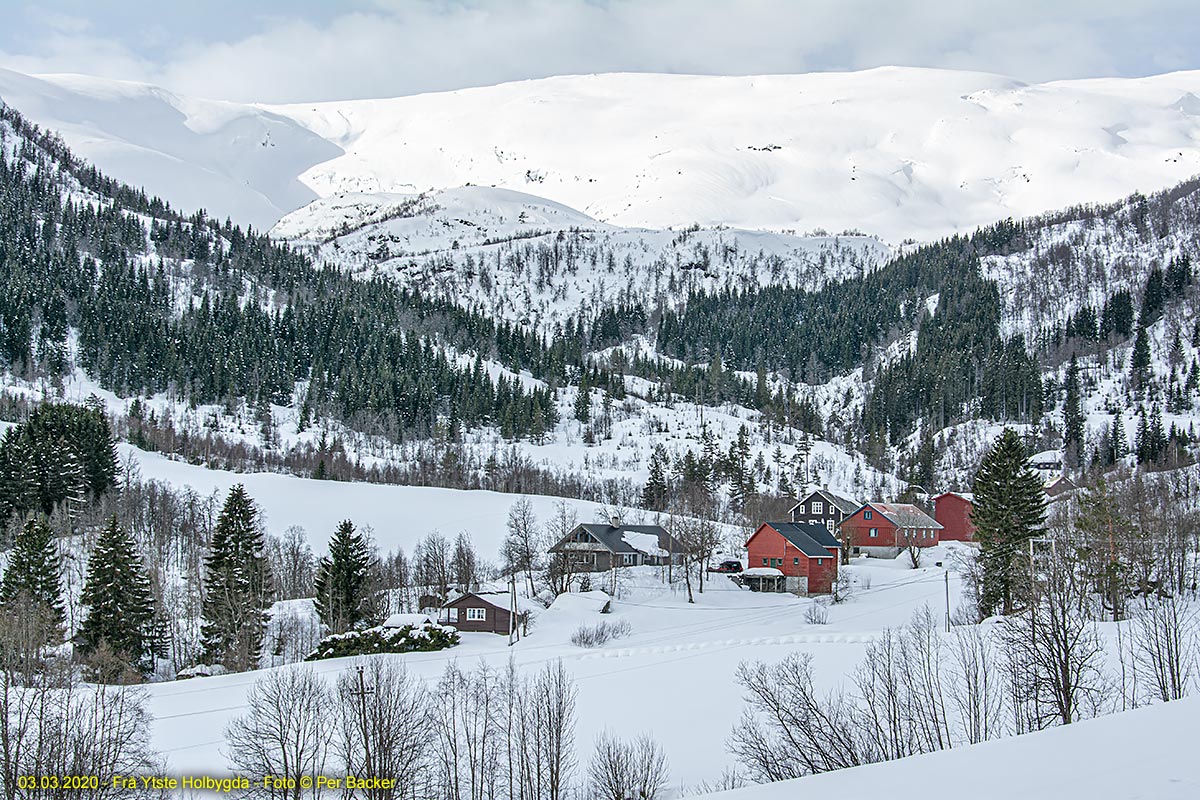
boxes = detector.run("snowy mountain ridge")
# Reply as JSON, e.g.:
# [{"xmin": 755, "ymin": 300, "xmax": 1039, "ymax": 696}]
[
  {"xmin": 276, "ymin": 185, "xmax": 889, "ymax": 332},
  {"xmin": 4, "ymin": 65, "xmax": 1200, "ymax": 241}
]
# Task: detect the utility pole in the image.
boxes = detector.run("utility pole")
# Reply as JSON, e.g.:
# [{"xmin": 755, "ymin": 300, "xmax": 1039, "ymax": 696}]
[
  {"xmin": 350, "ymin": 665, "xmax": 375, "ymax": 783},
  {"xmin": 509, "ymin": 572, "xmax": 518, "ymax": 646},
  {"xmin": 944, "ymin": 568, "xmax": 950, "ymax": 633}
]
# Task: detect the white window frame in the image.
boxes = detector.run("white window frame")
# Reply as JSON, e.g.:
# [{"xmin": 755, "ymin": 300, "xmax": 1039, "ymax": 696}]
[
  {"xmin": 826, "ymin": 519, "xmax": 835, "ymax": 531},
  {"xmin": 623, "ymin": 553, "xmax": 637, "ymax": 565},
  {"xmin": 466, "ymin": 607, "xmax": 487, "ymax": 621},
  {"xmin": 865, "ymin": 509, "xmax": 873, "ymax": 520},
  {"xmin": 869, "ymin": 527, "xmax": 879, "ymax": 538},
  {"xmin": 812, "ymin": 501, "xmax": 823, "ymax": 514}
]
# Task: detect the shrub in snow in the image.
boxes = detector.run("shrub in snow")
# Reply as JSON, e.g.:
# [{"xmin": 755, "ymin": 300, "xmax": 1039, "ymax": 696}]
[
  {"xmin": 570, "ymin": 619, "xmax": 632, "ymax": 648},
  {"xmin": 176, "ymin": 663, "xmax": 229, "ymax": 680},
  {"xmin": 804, "ymin": 602, "xmax": 829, "ymax": 625},
  {"xmin": 305, "ymin": 622, "xmax": 459, "ymax": 661}
]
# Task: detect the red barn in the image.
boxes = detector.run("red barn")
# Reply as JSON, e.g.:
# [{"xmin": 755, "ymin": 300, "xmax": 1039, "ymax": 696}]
[
  {"xmin": 744, "ymin": 522, "xmax": 840, "ymax": 594},
  {"xmin": 932, "ymin": 492, "xmax": 975, "ymax": 542},
  {"xmin": 839, "ymin": 502, "xmax": 942, "ymax": 559}
]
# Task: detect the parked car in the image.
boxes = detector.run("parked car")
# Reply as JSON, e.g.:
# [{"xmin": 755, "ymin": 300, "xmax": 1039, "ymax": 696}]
[{"xmin": 709, "ymin": 560, "xmax": 743, "ymax": 573}]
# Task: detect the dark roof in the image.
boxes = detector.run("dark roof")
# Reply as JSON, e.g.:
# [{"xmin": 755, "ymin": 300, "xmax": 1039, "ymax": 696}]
[
  {"xmin": 566, "ymin": 523, "xmax": 679, "ymax": 555},
  {"xmin": 756, "ymin": 522, "xmax": 839, "ymax": 558},
  {"xmin": 790, "ymin": 489, "xmax": 860, "ymax": 516},
  {"xmin": 861, "ymin": 502, "xmax": 943, "ymax": 529}
]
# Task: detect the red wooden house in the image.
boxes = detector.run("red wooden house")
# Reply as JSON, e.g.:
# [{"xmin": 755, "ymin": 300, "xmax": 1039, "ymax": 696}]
[
  {"xmin": 839, "ymin": 502, "xmax": 942, "ymax": 558},
  {"xmin": 932, "ymin": 492, "xmax": 975, "ymax": 542},
  {"xmin": 744, "ymin": 522, "xmax": 840, "ymax": 594}
]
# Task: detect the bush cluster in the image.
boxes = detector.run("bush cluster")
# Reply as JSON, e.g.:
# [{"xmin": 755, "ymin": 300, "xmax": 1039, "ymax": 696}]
[{"xmin": 305, "ymin": 622, "xmax": 460, "ymax": 661}]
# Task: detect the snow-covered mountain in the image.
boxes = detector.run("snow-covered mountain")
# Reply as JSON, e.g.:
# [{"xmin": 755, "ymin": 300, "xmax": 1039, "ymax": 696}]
[
  {"xmin": 276, "ymin": 185, "xmax": 888, "ymax": 332},
  {"xmin": 4, "ymin": 66, "xmax": 1200, "ymax": 241},
  {"xmin": 0, "ymin": 67, "xmax": 341, "ymax": 229}
]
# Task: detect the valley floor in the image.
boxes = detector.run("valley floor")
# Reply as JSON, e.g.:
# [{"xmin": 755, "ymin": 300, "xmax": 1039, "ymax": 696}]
[{"xmin": 149, "ymin": 555, "xmax": 968, "ymax": 787}]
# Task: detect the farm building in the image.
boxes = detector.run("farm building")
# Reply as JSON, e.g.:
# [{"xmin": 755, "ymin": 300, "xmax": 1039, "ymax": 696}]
[
  {"xmin": 932, "ymin": 491, "xmax": 975, "ymax": 542},
  {"xmin": 839, "ymin": 502, "xmax": 942, "ymax": 558},
  {"xmin": 744, "ymin": 521, "xmax": 840, "ymax": 594}
]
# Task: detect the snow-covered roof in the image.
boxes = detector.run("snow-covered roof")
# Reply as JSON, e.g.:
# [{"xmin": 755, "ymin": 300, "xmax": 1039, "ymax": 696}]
[
  {"xmin": 547, "ymin": 590, "xmax": 612, "ymax": 615},
  {"xmin": 450, "ymin": 591, "xmax": 541, "ymax": 615},
  {"xmin": 556, "ymin": 523, "xmax": 681, "ymax": 556},
  {"xmin": 743, "ymin": 567, "xmax": 784, "ymax": 577},
  {"xmin": 861, "ymin": 502, "xmax": 943, "ymax": 530},
  {"xmin": 622, "ymin": 530, "xmax": 669, "ymax": 557},
  {"xmin": 382, "ymin": 613, "xmax": 434, "ymax": 628}
]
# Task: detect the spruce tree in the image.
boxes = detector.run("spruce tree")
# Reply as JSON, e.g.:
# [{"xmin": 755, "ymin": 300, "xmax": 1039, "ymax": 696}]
[
  {"xmin": 641, "ymin": 447, "xmax": 669, "ymax": 511},
  {"xmin": 1111, "ymin": 409, "xmax": 1126, "ymax": 461},
  {"xmin": 971, "ymin": 429, "xmax": 1047, "ymax": 617},
  {"xmin": 574, "ymin": 380, "xmax": 591, "ymax": 423},
  {"xmin": 200, "ymin": 485, "xmax": 273, "ymax": 671},
  {"xmin": 313, "ymin": 520, "xmax": 376, "ymax": 634},
  {"xmin": 0, "ymin": 517, "xmax": 64, "ymax": 629},
  {"xmin": 77, "ymin": 516, "xmax": 157, "ymax": 674},
  {"xmin": 1130, "ymin": 323, "xmax": 1152, "ymax": 390},
  {"xmin": 1063, "ymin": 355, "xmax": 1085, "ymax": 466}
]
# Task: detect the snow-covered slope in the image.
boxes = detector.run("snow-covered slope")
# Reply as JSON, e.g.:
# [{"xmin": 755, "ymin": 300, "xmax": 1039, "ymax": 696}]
[
  {"xmin": 0, "ymin": 67, "xmax": 341, "ymax": 229},
  {"xmin": 272, "ymin": 68, "xmax": 1200, "ymax": 242},
  {"xmin": 6, "ymin": 66, "xmax": 1200, "ymax": 241},
  {"xmin": 707, "ymin": 696, "xmax": 1200, "ymax": 800},
  {"xmin": 276, "ymin": 185, "xmax": 888, "ymax": 331}
]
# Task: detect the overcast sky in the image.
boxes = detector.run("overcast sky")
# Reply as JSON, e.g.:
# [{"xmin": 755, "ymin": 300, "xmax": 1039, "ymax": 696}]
[{"xmin": 0, "ymin": 0, "xmax": 1197, "ymax": 103}]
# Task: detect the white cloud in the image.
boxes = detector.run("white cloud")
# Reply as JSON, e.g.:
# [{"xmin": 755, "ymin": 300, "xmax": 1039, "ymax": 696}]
[{"xmin": 0, "ymin": 0, "xmax": 1197, "ymax": 102}]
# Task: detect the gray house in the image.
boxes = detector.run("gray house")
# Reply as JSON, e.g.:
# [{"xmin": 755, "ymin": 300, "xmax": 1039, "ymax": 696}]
[
  {"xmin": 789, "ymin": 488, "xmax": 860, "ymax": 536},
  {"xmin": 547, "ymin": 523, "xmax": 685, "ymax": 572}
]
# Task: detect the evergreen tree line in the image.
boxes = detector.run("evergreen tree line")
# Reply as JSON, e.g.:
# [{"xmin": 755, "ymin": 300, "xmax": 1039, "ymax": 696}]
[
  {"xmin": 0, "ymin": 401, "xmax": 119, "ymax": 528},
  {"xmin": 655, "ymin": 221, "xmax": 1045, "ymax": 443},
  {"xmin": 0, "ymin": 103, "xmax": 562, "ymax": 443}
]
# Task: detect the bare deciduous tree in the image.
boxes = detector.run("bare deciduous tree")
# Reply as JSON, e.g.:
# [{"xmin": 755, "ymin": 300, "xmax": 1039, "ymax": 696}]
[
  {"xmin": 1000, "ymin": 532, "xmax": 1112, "ymax": 727},
  {"xmin": 1, "ymin": 605, "xmax": 160, "ymax": 800},
  {"xmin": 730, "ymin": 653, "xmax": 869, "ymax": 781},
  {"xmin": 336, "ymin": 660, "xmax": 433, "ymax": 800},
  {"xmin": 435, "ymin": 662, "xmax": 502, "ymax": 800},
  {"xmin": 1132, "ymin": 594, "xmax": 1198, "ymax": 702},
  {"xmin": 504, "ymin": 498, "xmax": 542, "ymax": 596},
  {"xmin": 587, "ymin": 731, "xmax": 669, "ymax": 800},
  {"xmin": 225, "ymin": 667, "xmax": 333, "ymax": 799},
  {"xmin": 946, "ymin": 626, "xmax": 1004, "ymax": 744}
]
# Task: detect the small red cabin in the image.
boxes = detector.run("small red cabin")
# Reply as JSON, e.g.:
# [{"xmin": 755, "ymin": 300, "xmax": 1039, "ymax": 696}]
[
  {"xmin": 745, "ymin": 522, "xmax": 840, "ymax": 594},
  {"xmin": 932, "ymin": 492, "xmax": 975, "ymax": 542}
]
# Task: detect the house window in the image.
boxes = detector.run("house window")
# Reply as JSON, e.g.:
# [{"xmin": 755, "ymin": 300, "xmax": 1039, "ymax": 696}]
[
  {"xmin": 446, "ymin": 608, "xmax": 459, "ymax": 623},
  {"xmin": 869, "ymin": 528, "xmax": 878, "ymax": 538},
  {"xmin": 812, "ymin": 501, "xmax": 823, "ymax": 514},
  {"xmin": 623, "ymin": 553, "xmax": 636, "ymax": 565},
  {"xmin": 817, "ymin": 558, "xmax": 823, "ymax": 565},
  {"xmin": 466, "ymin": 607, "xmax": 487, "ymax": 621},
  {"xmin": 826, "ymin": 519, "xmax": 835, "ymax": 531},
  {"xmin": 762, "ymin": 557, "xmax": 768, "ymax": 566},
  {"xmin": 864, "ymin": 510, "xmax": 873, "ymax": 520},
  {"xmin": 793, "ymin": 557, "xmax": 800, "ymax": 565}
]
